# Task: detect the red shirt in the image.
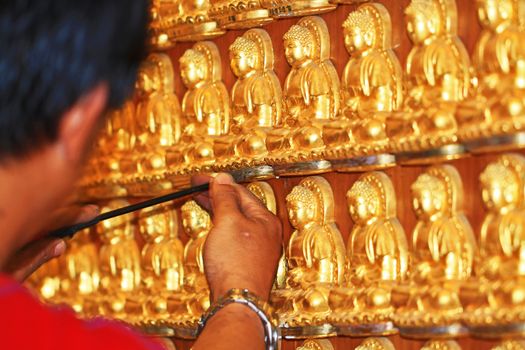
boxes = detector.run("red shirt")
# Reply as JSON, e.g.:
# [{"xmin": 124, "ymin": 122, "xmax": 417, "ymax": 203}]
[{"xmin": 0, "ymin": 274, "xmax": 165, "ymax": 350}]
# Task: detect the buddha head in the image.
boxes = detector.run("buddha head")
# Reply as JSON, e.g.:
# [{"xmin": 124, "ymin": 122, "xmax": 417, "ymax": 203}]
[
  {"xmin": 181, "ymin": 200, "xmax": 211, "ymax": 239},
  {"xmin": 343, "ymin": 8, "xmax": 378, "ymax": 55},
  {"xmin": 477, "ymin": 0, "xmax": 517, "ymax": 30},
  {"xmin": 297, "ymin": 339, "xmax": 334, "ymax": 350},
  {"xmin": 355, "ymin": 338, "xmax": 395, "ymax": 350},
  {"xmin": 405, "ymin": 0, "xmax": 443, "ymax": 44},
  {"xmin": 180, "ymin": 49, "xmax": 208, "ymax": 88},
  {"xmin": 283, "ymin": 24, "xmax": 315, "ymax": 67},
  {"xmin": 138, "ymin": 204, "xmax": 176, "ymax": 243},
  {"xmin": 296, "ymin": 339, "xmax": 334, "ymax": 350},
  {"xmin": 411, "ymin": 173, "xmax": 448, "ymax": 220},
  {"xmin": 247, "ymin": 182, "xmax": 277, "ymax": 215},
  {"xmin": 347, "ymin": 179, "xmax": 382, "ymax": 225},
  {"xmin": 136, "ymin": 54, "xmax": 174, "ymax": 98},
  {"xmin": 286, "ymin": 185, "xmax": 319, "ymax": 230},
  {"xmin": 97, "ymin": 200, "xmax": 134, "ymax": 241},
  {"xmin": 136, "ymin": 60, "xmax": 161, "ymax": 98},
  {"xmin": 480, "ymin": 161, "xmax": 521, "ymax": 212},
  {"xmin": 229, "ymin": 36, "xmax": 260, "ymax": 78}
]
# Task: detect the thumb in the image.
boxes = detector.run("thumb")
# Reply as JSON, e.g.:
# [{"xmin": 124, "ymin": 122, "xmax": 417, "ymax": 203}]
[{"xmin": 210, "ymin": 174, "xmax": 241, "ymax": 219}]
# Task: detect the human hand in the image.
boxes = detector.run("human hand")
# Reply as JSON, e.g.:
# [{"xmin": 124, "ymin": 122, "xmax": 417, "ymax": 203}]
[
  {"xmin": 192, "ymin": 173, "xmax": 283, "ymax": 302},
  {"xmin": 2, "ymin": 204, "xmax": 99, "ymax": 282}
]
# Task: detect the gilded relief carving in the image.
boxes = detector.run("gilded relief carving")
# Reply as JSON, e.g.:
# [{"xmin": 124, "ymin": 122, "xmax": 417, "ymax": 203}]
[
  {"xmin": 393, "ymin": 165, "xmax": 477, "ymax": 337},
  {"xmin": 329, "ymin": 172, "xmax": 408, "ymax": 335}
]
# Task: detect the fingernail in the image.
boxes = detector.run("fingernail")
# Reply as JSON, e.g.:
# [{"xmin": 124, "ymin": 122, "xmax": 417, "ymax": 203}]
[
  {"xmin": 53, "ymin": 240, "xmax": 66, "ymax": 257},
  {"xmin": 214, "ymin": 173, "xmax": 235, "ymax": 185},
  {"xmin": 86, "ymin": 205, "xmax": 100, "ymax": 215}
]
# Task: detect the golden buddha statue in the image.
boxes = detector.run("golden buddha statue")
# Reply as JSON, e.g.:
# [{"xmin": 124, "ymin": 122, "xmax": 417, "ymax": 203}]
[
  {"xmin": 421, "ymin": 341, "xmax": 462, "ymax": 350},
  {"xmin": 457, "ymin": 0, "xmax": 525, "ymax": 147},
  {"xmin": 272, "ymin": 177, "xmax": 346, "ymax": 336},
  {"xmin": 329, "ymin": 172, "xmax": 408, "ymax": 335},
  {"xmin": 296, "ymin": 339, "xmax": 334, "ymax": 350},
  {"xmin": 229, "ymin": 29, "xmax": 282, "ymax": 167},
  {"xmin": 461, "ymin": 154, "xmax": 525, "ymax": 337},
  {"xmin": 81, "ymin": 100, "xmax": 135, "ymax": 199},
  {"xmin": 323, "ymin": 3, "xmax": 403, "ymax": 169},
  {"xmin": 174, "ymin": 42, "xmax": 231, "ymax": 172},
  {"xmin": 167, "ymin": 200, "xmax": 211, "ymax": 327},
  {"xmin": 492, "ymin": 341, "xmax": 525, "ymax": 350},
  {"xmin": 266, "ymin": 16, "xmax": 340, "ymax": 174},
  {"xmin": 392, "ymin": 165, "xmax": 477, "ymax": 338},
  {"xmin": 247, "ymin": 182, "xmax": 287, "ymax": 289},
  {"xmin": 267, "ymin": 0, "xmax": 336, "ymax": 18},
  {"xmin": 209, "ymin": 0, "xmax": 273, "ymax": 29},
  {"xmin": 386, "ymin": 0, "xmax": 472, "ymax": 162},
  {"xmin": 150, "ymin": 0, "xmax": 224, "ymax": 46},
  {"xmin": 97, "ymin": 200, "xmax": 142, "ymax": 319},
  {"xmin": 58, "ymin": 229, "xmax": 100, "ymax": 315},
  {"xmin": 133, "ymin": 53, "xmax": 181, "ymax": 192},
  {"xmin": 355, "ymin": 338, "xmax": 396, "ymax": 350},
  {"xmin": 133, "ymin": 204, "xmax": 184, "ymax": 324}
]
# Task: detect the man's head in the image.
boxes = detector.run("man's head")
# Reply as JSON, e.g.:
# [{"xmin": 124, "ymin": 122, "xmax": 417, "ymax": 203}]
[{"xmin": 0, "ymin": 0, "xmax": 148, "ymax": 248}]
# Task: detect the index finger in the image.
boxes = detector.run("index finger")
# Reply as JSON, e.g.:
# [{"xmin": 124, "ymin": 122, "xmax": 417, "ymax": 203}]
[
  {"xmin": 210, "ymin": 174, "xmax": 242, "ymax": 220},
  {"xmin": 191, "ymin": 174, "xmax": 213, "ymax": 212}
]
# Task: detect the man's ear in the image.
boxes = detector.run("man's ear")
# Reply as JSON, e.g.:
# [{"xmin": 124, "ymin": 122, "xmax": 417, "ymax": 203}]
[{"xmin": 58, "ymin": 83, "xmax": 109, "ymax": 162}]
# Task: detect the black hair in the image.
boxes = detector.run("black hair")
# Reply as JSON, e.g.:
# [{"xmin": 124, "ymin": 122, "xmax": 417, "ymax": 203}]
[{"xmin": 0, "ymin": 0, "xmax": 149, "ymax": 158}]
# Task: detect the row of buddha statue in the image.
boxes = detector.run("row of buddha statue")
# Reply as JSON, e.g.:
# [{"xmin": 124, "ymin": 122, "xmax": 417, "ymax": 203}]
[
  {"xmin": 29, "ymin": 198, "xmax": 212, "ymax": 332},
  {"xmin": 83, "ymin": 0, "xmax": 525, "ymax": 198},
  {"xmin": 37, "ymin": 153, "xmax": 525, "ymax": 341},
  {"xmin": 296, "ymin": 337, "xmax": 525, "ymax": 350}
]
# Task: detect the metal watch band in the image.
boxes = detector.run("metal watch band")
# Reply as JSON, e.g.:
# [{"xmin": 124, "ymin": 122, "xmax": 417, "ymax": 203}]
[{"xmin": 197, "ymin": 288, "xmax": 279, "ymax": 350}]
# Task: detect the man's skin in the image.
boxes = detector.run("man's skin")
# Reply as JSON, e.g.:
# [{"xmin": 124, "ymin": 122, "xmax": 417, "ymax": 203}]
[{"xmin": 0, "ymin": 81, "xmax": 283, "ymax": 350}]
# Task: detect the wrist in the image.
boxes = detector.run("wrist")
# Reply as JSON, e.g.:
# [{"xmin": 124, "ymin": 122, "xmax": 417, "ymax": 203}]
[
  {"xmin": 212, "ymin": 277, "xmax": 269, "ymax": 303},
  {"xmin": 198, "ymin": 288, "xmax": 279, "ymax": 350},
  {"xmin": 209, "ymin": 303, "xmax": 263, "ymax": 331}
]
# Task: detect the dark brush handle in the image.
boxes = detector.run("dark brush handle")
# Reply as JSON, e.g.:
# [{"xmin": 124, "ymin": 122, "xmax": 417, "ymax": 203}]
[{"xmin": 49, "ymin": 183, "xmax": 210, "ymax": 238}]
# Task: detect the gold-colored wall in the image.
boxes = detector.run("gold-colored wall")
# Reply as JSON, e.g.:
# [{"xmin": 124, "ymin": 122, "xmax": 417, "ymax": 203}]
[{"xmin": 154, "ymin": 1, "xmax": 520, "ymax": 349}]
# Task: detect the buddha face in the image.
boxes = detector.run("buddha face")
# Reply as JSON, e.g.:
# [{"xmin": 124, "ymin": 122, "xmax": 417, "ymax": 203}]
[
  {"xmin": 230, "ymin": 50, "xmax": 256, "ymax": 78},
  {"xmin": 136, "ymin": 66, "xmax": 159, "ymax": 97},
  {"xmin": 287, "ymin": 200, "xmax": 315, "ymax": 229},
  {"xmin": 284, "ymin": 39, "xmax": 311, "ymax": 67},
  {"xmin": 344, "ymin": 26, "xmax": 373, "ymax": 55},
  {"xmin": 412, "ymin": 187, "xmax": 446, "ymax": 219},
  {"xmin": 139, "ymin": 211, "xmax": 170, "ymax": 241},
  {"xmin": 477, "ymin": 0, "xmax": 514, "ymax": 29},
  {"xmin": 481, "ymin": 178, "xmax": 519, "ymax": 211},
  {"xmin": 347, "ymin": 193, "xmax": 378, "ymax": 224},
  {"xmin": 98, "ymin": 216, "xmax": 131, "ymax": 241},
  {"xmin": 181, "ymin": 208, "xmax": 209, "ymax": 238},
  {"xmin": 181, "ymin": 61, "xmax": 205, "ymax": 89},
  {"xmin": 406, "ymin": 9, "xmax": 434, "ymax": 45}
]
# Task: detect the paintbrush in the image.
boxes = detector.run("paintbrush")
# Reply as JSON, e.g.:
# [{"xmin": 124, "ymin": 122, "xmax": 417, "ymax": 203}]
[{"xmin": 50, "ymin": 183, "xmax": 210, "ymax": 238}]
